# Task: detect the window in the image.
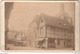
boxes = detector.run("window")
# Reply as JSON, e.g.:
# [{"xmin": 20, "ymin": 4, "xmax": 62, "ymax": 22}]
[
  {"xmin": 47, "ymin": 27, "xmax": 51, "ymax": 34},
  {"xmin": 62, "ymin": 29, "xmax": 65, "ymax": 36},
  {"xmin": 47, "ymin": 34, "xmax": 51, "ymax": 37},
  {"xmin": 64, "ymin": 30, "xmax": 66, "ymax": 36},
  {"xmin": 58, "ymin": 29, "xmax": 61, "ymax": 35}
]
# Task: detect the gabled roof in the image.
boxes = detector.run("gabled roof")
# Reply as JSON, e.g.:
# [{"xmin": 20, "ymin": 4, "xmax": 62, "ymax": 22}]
[
  {"xmin": 31, "ymin": 13, "xmax": 74, "ymax": 30},
  {"xmin": 39, "ymin": 13, "xmax": 74, "ymax": 30}
]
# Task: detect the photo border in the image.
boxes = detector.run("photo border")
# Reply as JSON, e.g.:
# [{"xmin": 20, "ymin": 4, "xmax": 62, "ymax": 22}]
[{"xmin": 0, "ymin": 0, "xmax": 79, "ymax": 52}]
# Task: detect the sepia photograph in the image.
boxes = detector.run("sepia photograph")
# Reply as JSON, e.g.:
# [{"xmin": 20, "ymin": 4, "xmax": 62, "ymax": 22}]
[{"xmin": 4, "ymin": 2, "xmax": 76, "ymax": 50}]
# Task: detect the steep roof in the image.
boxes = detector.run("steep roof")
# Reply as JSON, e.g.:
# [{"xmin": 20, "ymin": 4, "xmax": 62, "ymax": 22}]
[
  {"xmin": 31, "ymin": 13, "xmax": 74, "ymax": 30},
  {"xmin": 33, "ymin": 15, "xmax": 41, "ymax": 26},
  {"xmin": 39, "ymin": 13, "xmax": 74, "ymax": 30},
  {"xmin": 30, "ymin": 15, "xmax": 41, "ymax": 29}
]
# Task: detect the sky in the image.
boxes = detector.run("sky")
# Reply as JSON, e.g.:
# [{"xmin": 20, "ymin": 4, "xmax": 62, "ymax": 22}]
[{"xmin": 8, "ymin": 2, "xmax": 75, "ymax": 32}]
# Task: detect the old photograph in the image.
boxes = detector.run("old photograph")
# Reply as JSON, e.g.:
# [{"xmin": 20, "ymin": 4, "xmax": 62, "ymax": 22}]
[{"xmin": 5, "ymin": 2, "xmax": 75, "ymax": 50}]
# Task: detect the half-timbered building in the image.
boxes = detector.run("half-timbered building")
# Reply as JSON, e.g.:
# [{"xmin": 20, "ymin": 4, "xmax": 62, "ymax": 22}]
[{"xmin": 27, "ymin": 13, "xmax": 74, "ymax": 48}]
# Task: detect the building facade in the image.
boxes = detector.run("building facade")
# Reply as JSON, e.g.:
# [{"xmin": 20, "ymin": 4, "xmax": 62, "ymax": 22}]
[
  {"xmin": 27, "ymin": 13, "xmax": 74, "ymax": 49},
  {"xmin": 38, "ymin": 14, "xmax": 74, "ymax": 48}
]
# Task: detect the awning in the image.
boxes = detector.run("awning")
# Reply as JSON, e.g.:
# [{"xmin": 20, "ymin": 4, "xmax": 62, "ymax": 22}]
[{"xmin": 36, "ymin": 38, "xmax": 44, "ymax": 41}]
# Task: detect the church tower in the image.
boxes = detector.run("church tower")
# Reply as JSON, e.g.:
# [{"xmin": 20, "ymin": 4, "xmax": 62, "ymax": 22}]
[{"xmin": 57, "ymin": 3, "xmax": 73, "ymax": 25}]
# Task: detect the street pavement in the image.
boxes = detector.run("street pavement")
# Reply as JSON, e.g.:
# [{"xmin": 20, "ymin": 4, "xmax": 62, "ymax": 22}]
[{"xmin": 7, "ymin": 44, "xmax": 73, "ymax": 50}]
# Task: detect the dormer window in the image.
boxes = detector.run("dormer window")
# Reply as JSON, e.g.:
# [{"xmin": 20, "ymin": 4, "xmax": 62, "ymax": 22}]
[
  {"xmin": 63, "ymin": 24, "xmax": 66, "ymax": 26},
  {"xmin": 58, "ymin": 22, "xmax": 61, "ymax": 25}
]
